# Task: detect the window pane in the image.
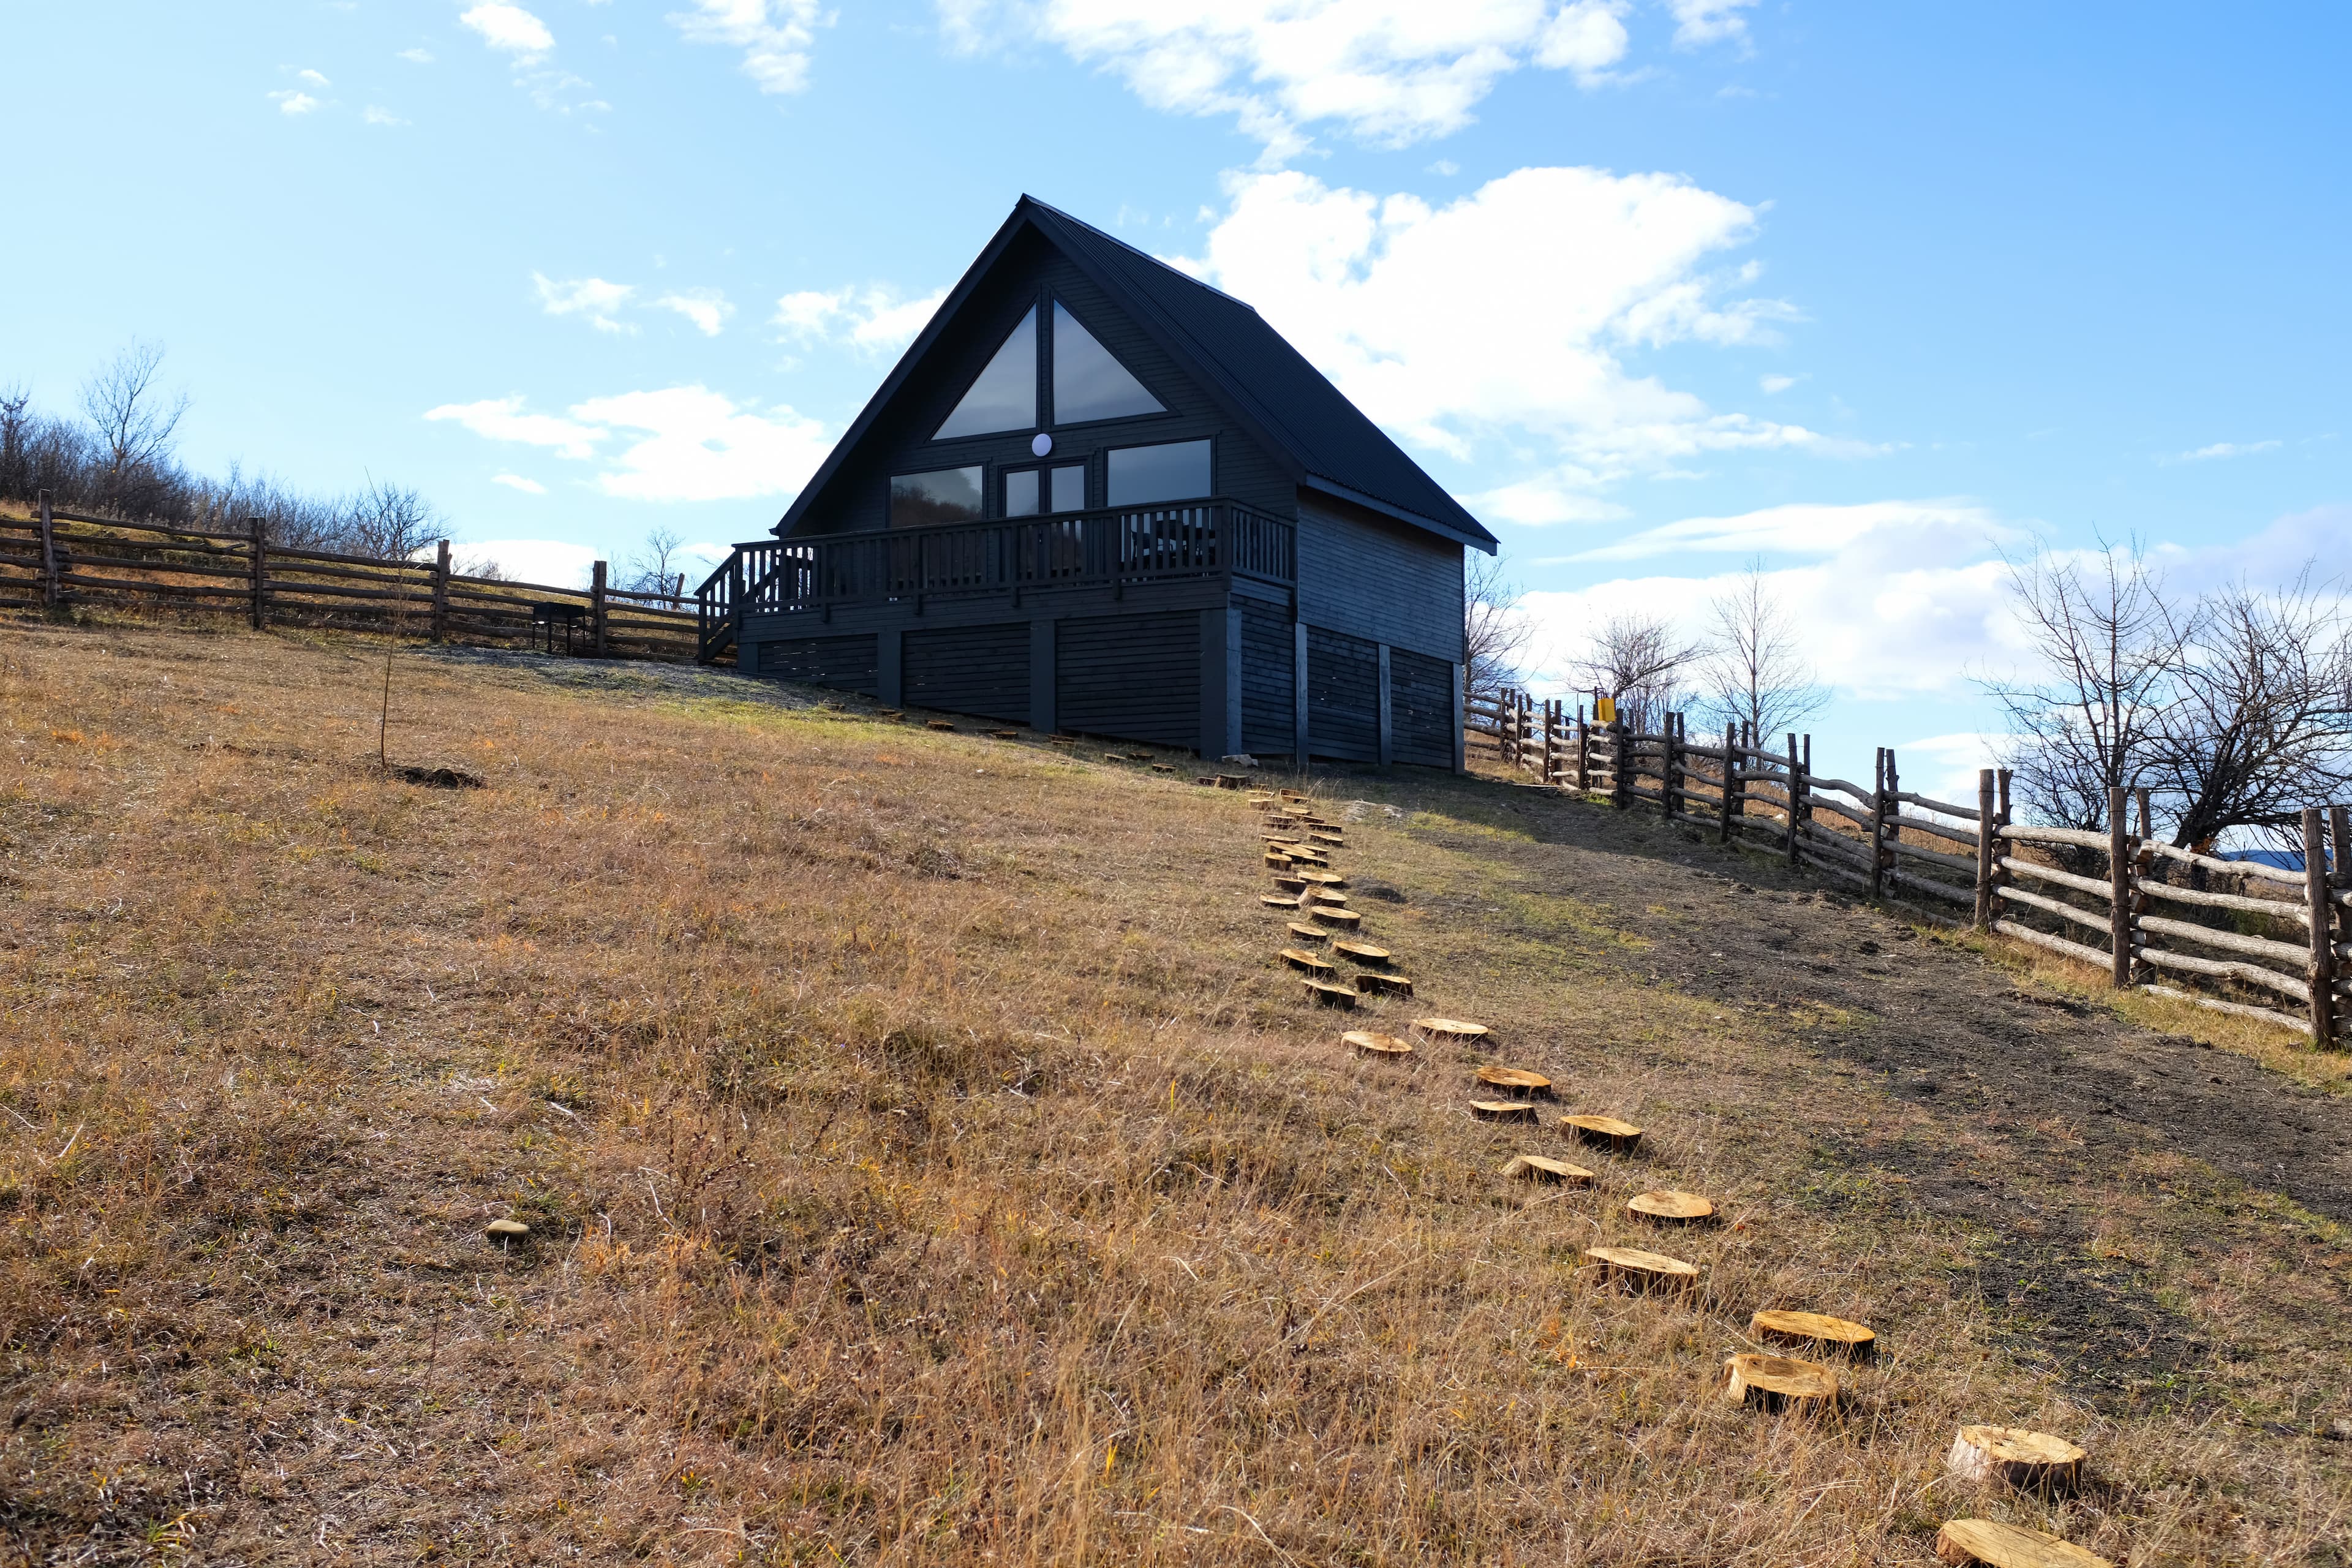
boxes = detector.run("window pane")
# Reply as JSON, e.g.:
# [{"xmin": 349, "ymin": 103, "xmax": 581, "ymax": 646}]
[
  {"xmin": 933, "ymin": 306, "xmax": 1036, "ymax": 440},
  {"xmin": 1004, "ymin": 469, "xmax": 1039, "ymax": 518},
  {"xmin": 1106, "ymin": 440, "xmax": 1211, "ymax": 507},
  {"xmin": 1052, "ymin": 302, "xmax": 1164, "ymax": 424},
  {"xmin": 890, "ymin": 467, "xmax": 984, "ymax": 527},
  {"xmin": 1049, "ymin": 464, "xmax": 1087, "ymax": 513}
]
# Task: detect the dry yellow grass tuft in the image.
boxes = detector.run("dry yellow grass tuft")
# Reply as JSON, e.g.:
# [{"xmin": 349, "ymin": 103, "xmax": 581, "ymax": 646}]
[{"xmin": 2, "ymin": 618, "xmax": 2348, "ymax": 1563}]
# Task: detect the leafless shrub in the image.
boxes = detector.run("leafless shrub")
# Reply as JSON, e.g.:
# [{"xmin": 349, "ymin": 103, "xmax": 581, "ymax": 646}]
[
  {"xmin": 1463, "ymin": 551, "xmax": 1535, "ymax": 702},
  {"xmin": 1698, "ymin": 557, "xmax": 1827, "ymax": 745},
  {"xmin": 624, "ymin": 526, "xmax": 688, "ymax": 601},
  {"xmin": 78, "ymin": 340, "xmax": 189, "ymax": 516},
  {"xmin": 1574, "ymin": 611, "xmax": 1700, "ymax": 734}
]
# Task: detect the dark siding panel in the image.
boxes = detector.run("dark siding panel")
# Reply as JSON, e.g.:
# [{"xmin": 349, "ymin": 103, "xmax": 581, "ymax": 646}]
[
  {"xmin": 1390, "ymin": 649, "xmax": 1455, "ymax": 768},
  {"xmin": 905, "ymin": 622, "xmax": 1030, "ymax": 722},
  {"xmin": 1057, "ymin": 612, "xmax": 1200, "ymax": 747},
  {"xmin": 1239, "ymin": 603, "xmax": 1295, "ymax": 756},
  {"xmin": 758, "ymin": 633, "xmax": 878, "ymax": 695},
  {"xmin": 1306, "ymin": 626, "xmax": 1379, "ymax": 762},
  {"xmin": 1294, "ymin": 496, "xmax": 1463, "ymax": 664}
]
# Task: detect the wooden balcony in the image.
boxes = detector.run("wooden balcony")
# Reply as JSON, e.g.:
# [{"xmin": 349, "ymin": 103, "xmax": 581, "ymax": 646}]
[{"xmin": 695, "ymin": 498, "xmax": 1294, "ymax": 662}]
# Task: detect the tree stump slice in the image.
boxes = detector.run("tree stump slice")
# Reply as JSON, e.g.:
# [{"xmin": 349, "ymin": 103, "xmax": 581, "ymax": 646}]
[
  {"xmin": 989, "ymin": 729, "xmax": 1018, "ymax": 739},
  {"xmin": 1150, "ymin": 763, "xmax": 1175, "ymax": 772},
  {"xmin": 1260, "ymin": 895, "xmax": 1302, "ymax": 910},
  {"xmin": 1332, "ymin": 939, "xmax": 1390, "ymax": 965},
  {"xmin": 1414, "ymin": 1018, "xmax": 1491, "ymax": 1043},
  {"xmin": 1722, "ymin": 1352, "xmax": 1837, "ymax": 1411},
  {"xmin": 1946, "ymin": 1427, "xmax": 2087, "ymax": 1493},
  {"xmin": 879, "ymin": 709, "xmax": 904, "ymax": 718},
  {"xmin": 1477, "ymin": 1065, "xmax": 1552, "ymax": 1097},
  {"xmin": 1273, "ymin": 876, "xmax": 1308, "ymax": 894},
  {"xmin": 1310, "ymin": 907, "xmax": 1362, "ymax": 929},
  {"xmin": 1751, "ymin": 1309, "xmax": 1876, "ymax": 1358},
  {"xmin": 1281, "ymin": 947, "xmax": 1336, "ymax": 975},
  {"xmin": 1934, "ymin": 1518, "xmax": 2111, "ymax": 1568},
  {"xmin": 1126, "ymin": 751, "xmax": 1153, "ymax": 760},
  {"xmin": 927, "ymin": 720, "xmax": 957, "ymax": 731},
  {"xmin": 1503, "ymin": 1153, "xmax": 1593, "ymax": 1185},
  {"xmin": 1471, "ymin": 1099, "xmax": 1539, "ymax": 1122},
  {"xmin": 1303, "ymin": 979, "xmax": 1358, "ymax": 1008},
  {"xmin": 1628, "ymin": 1189, "xmax": 1714, "ymax": 1223},
  {"xmin": 1344, "ymin": 1030, "xmax": 1413, "ymax": 1060},
  {"xmin": 1286, "ymin": 922, "xmax": 1328, "ymax": 943},
  {"xmin": 486, "ymin": 1218, "xmax": 530, "ymax": 1240},
  {"xmin": 1264, "ymin": 854, "xmax": 1295, "ymax": 870},
  {"xmin": 1354, "ymin": 972, "xmax": 1415, "ymax": 997},
  {"xmin": 1582, "ymin": 1245, "xmax": 1698, "ymax": 1293},
  {"xmin": 1311, "ymin": 831, "xmax": 1344, "ymax": 845},
  {"xmin": 1296, "ymin": 871, "xmax": 1346, "ymax": 888},
  {"xmin": 1561, "ymin": 1114, "xmax": 1644, "ymax": 1152}
]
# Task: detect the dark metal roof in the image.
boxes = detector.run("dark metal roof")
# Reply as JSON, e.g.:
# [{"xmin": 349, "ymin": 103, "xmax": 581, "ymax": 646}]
[{"xmin": 774, "ymin": 196, "xmax": 1496, "ymax": 552}]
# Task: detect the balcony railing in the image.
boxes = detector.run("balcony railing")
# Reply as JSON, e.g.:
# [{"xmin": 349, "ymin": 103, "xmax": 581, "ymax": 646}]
[{"xmin": 696, "ymin": 498, "xmax": 1294, "ymax": 662}]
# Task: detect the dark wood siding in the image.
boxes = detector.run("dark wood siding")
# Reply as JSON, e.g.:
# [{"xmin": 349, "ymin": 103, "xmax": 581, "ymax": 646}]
[
  {"xmin": 905, "ymin": 622, "xmax": 1030, "ymax": 722},
  {"xmin": 1239, "ymin": 603, "xmax": 1295, "ymax": 756},
  {"xmin": 1306, "ymin": 626, "xmax": 1379, "ymax": 763},
  {"xmin": 1390, "ymin": 648, "xmax": 1455, "ymax": 768},
  {"xmin": 1056, "ymin": 612, "xmax": 1200, "ymax": 747},
  {"xmin": 757, "ymin": 633, "xmax": 879, "ymax": 694},
  {"xmin": 1295, "ymin": 495, "xmax": 1464, "ymax": 665}
]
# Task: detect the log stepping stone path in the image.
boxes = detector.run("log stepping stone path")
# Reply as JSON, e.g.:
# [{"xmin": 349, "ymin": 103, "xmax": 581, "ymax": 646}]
[{"xmin": 1628, "ymin": 1189, "xmax": 1716, "ymax": 1224}]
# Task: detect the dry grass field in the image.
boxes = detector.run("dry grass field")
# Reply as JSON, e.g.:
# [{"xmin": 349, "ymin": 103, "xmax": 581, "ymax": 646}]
[{"xmin": 2, "ymin": 616, "xmax": 2349, "ymax": 1565}]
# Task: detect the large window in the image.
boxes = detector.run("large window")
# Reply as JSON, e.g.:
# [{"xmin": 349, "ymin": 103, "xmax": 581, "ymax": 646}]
[
  {"xmin": 933, "ymin": 306, "xmax": 1036, "ymax": 440},
  {"xmin": 1106, "ymin": 439, "xmax": 1211, "ymax": 507},
  {"xmin": 890, "ymin": 467, "xmax": 984, "ymax": 527},
  {"xmin": 1052, "ymin": 302, "xmax": 1163, "ymax": 424},
  {"xmin": 1004, "ymin": 464, "xmax": 1090, "ymax": 518}
]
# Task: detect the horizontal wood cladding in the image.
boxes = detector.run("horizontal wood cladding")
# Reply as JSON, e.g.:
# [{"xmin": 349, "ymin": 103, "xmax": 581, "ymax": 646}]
[
  {"xmin": 905, "ymin": 622, "xmax": 1031, "ymax": 722},
  {"xmin": 1295, "ymin": 494, "xmax": 1464, "ymax": 665},
  {"xmin": 1239, "ymin": 603, "xmax": 1296, "ymax": 756},
  {"xmin": 756, "ymin": 633, "xmax": 879, "ymax": 695},
  {"xmin": 1306, "ymin": 625, "xmax": 1379, "ymax": 763},
  {"xmin": 1056, "ymin": 612, "xmax": 1200, "ymax": 747},
  {"xmin": 798, "ymin": 234, "xmax": 1296, "ymax": 538},
  {"xmin": 1389, "ymin": 647, "xmax": 1456, "ymax": 768}
]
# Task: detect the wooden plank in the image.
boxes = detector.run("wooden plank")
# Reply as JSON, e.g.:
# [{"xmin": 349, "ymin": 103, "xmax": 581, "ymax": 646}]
[
  {"xmin": 2137, "ymin": 944, "xmax": 2310, "ymax": 1002},
  {"xmin": 2138, "ymin": 984, "xmax": 2313, "ymax": 1035},
  {"xmin": 2137, "ymin": 876, "xmax": 2310, "ymax": 923},
  {"xmin": 1995, "ymin": 881, "xmax": 2113, "ymax": 936},
  {"xmin": 58, "ymin": 572, "xmax": 249, "ymax": 598},
  {"xmin": 1992, "ymin": 918, "xmax": 2113, "ymax": 970},
  {"xmin": 2138, "ymin": 914, "xmax": 2310, "ymax": 968},
  {"xmin": 1896, "ymin": 788, "xmax": 1981, "ymax": 821},
  {"xmin": 2003, "ymin": 856, "xmax": 2113, "ymax": 900},
  {"xmin": 1999, "ymin": 823, "xmax": 2113, "ymax": 851}
]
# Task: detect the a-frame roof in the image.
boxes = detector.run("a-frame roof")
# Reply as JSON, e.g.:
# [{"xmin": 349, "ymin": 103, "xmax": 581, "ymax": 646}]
[{"xmin": 774, "ymin": 195, "xmax": 1497, "ymax": 552}]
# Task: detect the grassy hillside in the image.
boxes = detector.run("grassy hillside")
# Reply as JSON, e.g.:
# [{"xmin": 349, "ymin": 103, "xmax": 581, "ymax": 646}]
[{"xmin": 1, "ymin": 619, "xmax": 2346, "ymax": 1564}]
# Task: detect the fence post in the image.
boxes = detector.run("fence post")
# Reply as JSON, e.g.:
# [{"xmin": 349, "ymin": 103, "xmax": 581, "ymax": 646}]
[
  {"xmin": 1574, "ymin": 705, "xmax": 1589, "ymax": 793},
  {"xmin": 1718, "ymin": 722, "xmax": 1737, "ymax": 843},
  {"xmin": 2108, "ymin": 785, "xmax": 2133, "ymax": 989},
  {"xmin": 1660, "ymin": 714, "xmax": 1678, "ymax": 820},
  {"xmin": 431, "ymin": 539, "xmax": 451, "ymax": 643},
  {"xmin": 1868, "ymin": 748, "xmax": 1889, "ymax": 899},
  {"xmin": 37, "ymin": 489, "xmax": 61, "ymax": 609},
  {"xmin": 1610, "ymin": 717, "xmax": 1629, "ymax": 812},
  {"xmin": 1542, "ymin": 699, "xmax": 1557, "ymax": 787},
  {"xmin": 246, "ymin": 516, "xmax": 267, "ymax": 630},
  {"xmin": 591, "ymin": 559, "xmax": 609, "ymax": 657},
  {"xmin": 1784, "ymin": 733, "xmax": 1801, "ymax": 865},
  {"xmin": 2304, "ymin": 808, "xmax": 2335, "ymax": 1046},
  {"xmin": 1973, "ymin": 769, "xmax": 1996, "ymax": 930}
]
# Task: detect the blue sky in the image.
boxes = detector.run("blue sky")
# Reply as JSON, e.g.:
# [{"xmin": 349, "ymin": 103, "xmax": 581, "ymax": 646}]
[{"xmin": 8, "ymin": 2, "xmax": 2349, "ymax": 796}]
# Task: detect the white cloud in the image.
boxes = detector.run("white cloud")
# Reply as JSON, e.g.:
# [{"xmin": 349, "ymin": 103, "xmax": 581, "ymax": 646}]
[
  {"xmin": 1182, "ymin": 166, "xmax": 1835, "ymax": 509},
  {"xmin": 491, "ymin": 472, "xmax": 548, "ymax": 494},
  {"xmin": 656, "ymin": 288, "xmax": 736, "ymax": 336},
  {"xmin": 1758, "ymin": 373, "xmax": 1794, "ymax": 393},
  {"xmin": 942, "ymin": 0, "xmax": 1634, "ymax": 157},
  {"xmin": 399, "ymin": 47, "xmax": 435, "ymax": 62},
  {"xmin": 461, "ymin": 2, "xmax": 555, "ymax": 59},
  {"xmin": 1665, "ymin": 0, "xmax": 1755, "ymax": 49},
  {"xmin": 268, "ymin": 89, "xmax": 322, "ymax": 115},
  {"xmin": 669, "ymin": 0, "xmax": 824, "ymax": 94},
  {"xmin": 1561, "ymin": 497, "xmax": 2011, "ymax": 562},
  {"xmin": 429, "ymin": 388, "xmax": 834, "ymax": 503},
  {"xmin": 532, "ymin": 272, "xmax": 636, "ymax": 333},
  {"xmin": 298, "ymin": 69, "xmax": 333, "ymax": 87},
  {"xmin": 774, "ymin": 285, "xmax": 948, "ymax": 352},
  {"xmin": 2164, "ymin": 439, "xmax": 2282, "ymax": 464},
  {"xmin": 363, "ymin": 105, "xmax": 409, "ymax": 126}
]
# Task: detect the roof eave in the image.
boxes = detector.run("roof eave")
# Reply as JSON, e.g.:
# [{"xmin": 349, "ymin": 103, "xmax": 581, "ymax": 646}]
[{"xmin": 1298, "ymin": 474, "xmax": 1497, "ymax": 554}]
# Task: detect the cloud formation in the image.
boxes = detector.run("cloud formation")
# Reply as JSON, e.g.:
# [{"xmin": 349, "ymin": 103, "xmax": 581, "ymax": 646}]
[
  {"xmin": 491, "ymin": 473, "xmax": 547, "ymax": 494},
  {"xmin": 774, "ymin": 285, "xmax": 948, "ymax": 352},
  {"xmin": 268, "ymin": 89, "xmax": 322, "ymax": 115},
  {"xmin": 669, "ymin": 0, "xmax": 825, "ymax": 94},
  {"xmin": 532, "ymin": 273, "xmax": 636, "ymax": 333},
  {"xmin": 2165, "ymin": 439, "xmax": 2282, "ymax": 464},
  {"xmin": 426, "ymin": 388, "xmax": 833, "ymax": 503},
  {"xmin": 656, "ymin": 289, "xmax": 736, "ymax": 336},
  {"xmin": 460, "ymin": 2, "xmax": 554, "ymax": 59}
]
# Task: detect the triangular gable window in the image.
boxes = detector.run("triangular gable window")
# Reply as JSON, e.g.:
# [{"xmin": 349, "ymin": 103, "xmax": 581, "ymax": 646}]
[
  {"xmin": 933, "ymin": 306, "xmax": 1037, "ymax": 440},
  {"xmin": 1052, "ymin": 301, "xmax": 1164, "ymax": 424}
]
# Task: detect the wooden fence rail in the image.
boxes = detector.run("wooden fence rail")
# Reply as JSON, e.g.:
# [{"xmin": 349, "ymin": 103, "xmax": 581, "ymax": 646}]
[
  {"xmin": 1464, "ymin": 688, "xmax": 2348, "ymax": 1047},
  {"xmin": 0, "ymin": 491, "xmax": 709, "ymax": 662}
]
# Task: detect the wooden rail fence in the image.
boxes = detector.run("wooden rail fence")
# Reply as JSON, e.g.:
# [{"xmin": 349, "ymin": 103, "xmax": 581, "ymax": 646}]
[
  {"xmin": 1, "ymin": 490, "xmax": 706, "ymax": 662},
  {"xmin": 1468, "ymin": 689, "xmax": 2349, "ymax": 1046}
]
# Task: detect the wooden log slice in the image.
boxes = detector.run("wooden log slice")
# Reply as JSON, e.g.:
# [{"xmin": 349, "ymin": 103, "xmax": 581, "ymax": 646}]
[
  {"xmin": 1310, "ymin": 907, "xmax": 1363, "ymax": 929},
  {"xmin": 1721, "ymin": 1352, "xmax": 1837, "ymax": 1411},
  {"xmin": 1295, "ymin": 871, "xmax": 1346, "ymax": 888},
  {"xmin": 1102, "ymin": 752, "xmax": 1129, "ymax": 763},
  {"xmin": 1477, "ymin": 1065, "xmax": 1552, "ymax": 1096},
  {"xmin": 1934, "ymin": 1518, "xmax": 2112, "ymax": 1568},
  {"xmin": 1946, "ymin": 1427, "xmax": 2087, "ymax": 1492},
  {"xmin": 1332, "ymin": 939, "xmax": 1390, "ymax": 966},
  {"xmin": 1126, "ymin": 752, "xmax": 1154, "ymax": 760},
  {"xmin": 1303, "ymin": 979, "xmax": 1358, "ymax": 1008},
  {"xmin": 1343, "ymin": 1030, "xmax": 1413, "ymax": 1060},
  {"xmin": 1502, "ymin": 1153, "xmax": 1593, "ymax": 1185},
  {"xmin": 1260, "ymin": 895, "xmax": 1302, "ymax": 910},
  {"xmin": 1354, "ymin": 972, "xmax": 1415, "ymax": 997},
  {"xmin": 1286, "ymin": 922, "xmax": 1328, "ymax": 943},
  {"xmin": 1471, "ymin": 1099, "xmax": 1539, "ymax": 1122},
  {"xmin": 1281, "ymin": 947, "xmax": 1336, "ymax": 975},
  {"xmin": 1581, "ymin": 1245, "xmax": 1698, "ymax": 1293},
  {"xmin": 1414, "ymin": 1018, "xmax": 1492, "ymax": 1043},
  {"xmin": 879, "ymin": 710, "xmax": 904, "ymax": 718},
  {"xmin": 1286, "ymin": 849, "xmax": 1332, "ymax": 867},
  {"xmin": 989, "ymin": 729, "xmax": 1019, "ymax": 739},
  {"xmin": 1628, "ymin": 1189, "xmax": 1714, "ymax": 1223},
  {"xmin": 1561, "ymin": 1114, "xmax": 1643, "ymax": 1153},
  {"xmin": 1264, "ymin": 853, "xmax": 1296, "ymax": 869},
  {"xmin": 1273, "ymin": 875, "xmax": 1308, "ymax": 894},
  {"xmin": 1305, "ymin": 889, "xmax": 1348, "ymax": 905},
  {"xmin": 1214, "ymin": 775, "xmax": 1247, "ymax": 789},
  {"xmin": 1311, "ymin": 831, "xmax": 1344, "ymax": 845},
  {"xmin": 1150, "ymin": 763, "xmax": 1175, "ymax": 773},
  {"xmin": 1751, "ymin": 1309, "xmax": 1876, "ymax": 1358},
  {"xmin": 927, "ymin": 720, "xmax": 957, "ymax": 731},
  {"xmin": 486, "ymin": 1218, "xmax": 530, "ymax": 1239}
]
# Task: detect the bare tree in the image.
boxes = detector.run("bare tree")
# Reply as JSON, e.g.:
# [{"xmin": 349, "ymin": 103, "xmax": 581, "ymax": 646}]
[
  {"xmin": 341, "ymin": 475, "xmax": 446, "ymax": 560},
  {"xmin": 0, "ymin": 383, "xmax": 31, "ymax": 502},
  {"xmin": 1979, "ymin": 540, "xmax": 2185, "ymax": 832},
  {"xmin": 1575, "ymin": 611, "xmax": 1700, "ymax": 735},
  {"xmin": 625, "ymin": 526, "xmax": 687, "ymax": 600},
  {"xmin": 1698, "ymin": 557, "xmax": 1828, "ymax": 744},
  {"xmin": 1463, "ymin": 551, "xmax": 1536, "ymax": 701},
  {"xmin": 79, "ymin": 341, "xmax": 189, "ymax": 509}
]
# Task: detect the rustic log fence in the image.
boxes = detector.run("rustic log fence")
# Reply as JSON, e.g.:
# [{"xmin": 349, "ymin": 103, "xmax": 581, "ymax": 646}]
[
  {"xmin": 1467, "ymin": 689, "xmax": 2348, "ymax": 1046},
  {"xmin": 0, "ymin": 491, "xmax": 705, "ymax": 661}
]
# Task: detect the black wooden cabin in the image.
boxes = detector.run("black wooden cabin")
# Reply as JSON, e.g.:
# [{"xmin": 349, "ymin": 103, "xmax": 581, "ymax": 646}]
[{"xmin": 695, "ymin": 196, "xmax": 1496, "ymax": 767}]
